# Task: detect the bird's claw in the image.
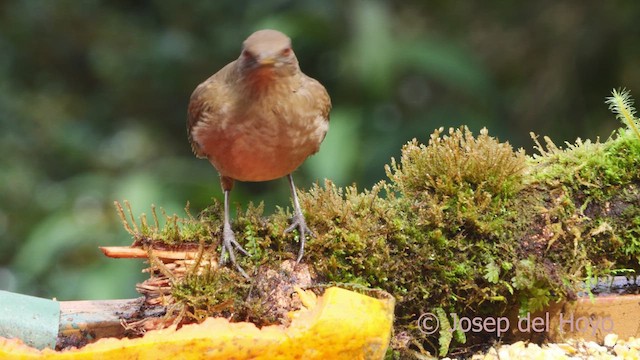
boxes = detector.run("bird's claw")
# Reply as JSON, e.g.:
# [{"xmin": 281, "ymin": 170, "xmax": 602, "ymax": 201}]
[
  {"xmin": 219, "ymin": 223, "xmax": 249, "ymax": 278},
  {"xmin": 285, "ymin": 212, "xmax": 314, "ymax": 264}
]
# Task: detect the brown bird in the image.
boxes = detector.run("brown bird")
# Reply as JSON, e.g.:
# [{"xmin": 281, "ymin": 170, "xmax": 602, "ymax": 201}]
[{"xmin": 187, "ymin": 29, "xmax": 331, "ymax": 277}]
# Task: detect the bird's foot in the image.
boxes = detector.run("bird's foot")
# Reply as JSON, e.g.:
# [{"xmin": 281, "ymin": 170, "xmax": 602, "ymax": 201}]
[
  {"xmin": 219, "ymin": 223, "xmax": 250, "ymax": 279},
  {"xmin": 285, "ymin": 212, "xmax": 314, "ymax": 264}
]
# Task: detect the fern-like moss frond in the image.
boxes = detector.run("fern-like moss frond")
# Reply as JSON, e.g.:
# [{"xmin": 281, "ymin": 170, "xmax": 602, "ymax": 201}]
[{"xmin": 606, "ymin": 88, "xmax": 640, "ymax": 140}]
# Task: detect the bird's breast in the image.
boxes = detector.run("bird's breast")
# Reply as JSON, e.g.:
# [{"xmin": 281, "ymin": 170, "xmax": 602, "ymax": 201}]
[{"xmin": 193, "ymin": 94, "xmax": 327, "ymax": 182}]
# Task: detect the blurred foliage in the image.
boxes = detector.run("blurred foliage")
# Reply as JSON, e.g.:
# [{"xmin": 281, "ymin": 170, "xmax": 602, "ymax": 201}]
[{"xmin": 1, "ymin": 0, "xmax": 640, "ymax": 300}]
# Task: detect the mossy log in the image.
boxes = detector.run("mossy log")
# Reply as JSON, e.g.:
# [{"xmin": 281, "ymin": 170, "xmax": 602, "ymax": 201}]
[{"xmin": 110, "ymin": 91, "xmax": 640, "ymax": 357}]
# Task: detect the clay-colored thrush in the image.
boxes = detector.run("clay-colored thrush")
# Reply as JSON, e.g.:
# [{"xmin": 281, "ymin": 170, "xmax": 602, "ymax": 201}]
[{"xmin": 187, "ymin": 29, "xmax": 331, "ymax": 277}]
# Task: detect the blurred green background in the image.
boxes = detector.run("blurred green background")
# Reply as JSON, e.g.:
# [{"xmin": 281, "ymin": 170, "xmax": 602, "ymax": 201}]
[{"xmin": 1, "ymin": 0, "xmax": 639, "ymax": 300}]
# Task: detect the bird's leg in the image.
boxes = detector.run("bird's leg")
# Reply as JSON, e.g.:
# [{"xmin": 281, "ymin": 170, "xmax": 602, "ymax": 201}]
[
  {"xmin": 219, "ymin": 177, "xmax": 249, "ymax": 278},
  {"xmin": 284, "ymin": 174, "xmax": 314, "ymax": 264}
]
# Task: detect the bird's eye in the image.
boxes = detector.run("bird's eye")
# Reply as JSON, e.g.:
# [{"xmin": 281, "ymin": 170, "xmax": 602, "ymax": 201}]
[
  {"xmin": 242, "ymin": 49, "xmax": 254, "ymax": 59},
  {"xmin": 281, "ymin": 47, "xmax": 292, "ymax": 56}
]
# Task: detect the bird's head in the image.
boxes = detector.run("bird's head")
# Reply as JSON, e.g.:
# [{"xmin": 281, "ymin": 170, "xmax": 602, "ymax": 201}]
[{"xmin": 238, "ymin": 29, "xmax": 299, "ymax": 79}]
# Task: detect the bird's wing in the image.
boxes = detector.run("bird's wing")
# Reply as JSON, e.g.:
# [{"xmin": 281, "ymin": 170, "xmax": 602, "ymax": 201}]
[
  {"xmin": 187, "ymin": 62, "xmax": 235, "ymax": 158},
  {"xmin": 307, "ymin": 76, "xmax": 331, "ymax": 123},
  {"xmin": 301, "ymin": 74, "xmax": 331, "ymax": 144}
]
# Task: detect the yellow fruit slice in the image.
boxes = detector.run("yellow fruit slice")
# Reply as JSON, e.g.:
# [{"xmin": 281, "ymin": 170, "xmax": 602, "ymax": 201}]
[{"xmin": 0, "ymin": 287, "xmax": 395, "ymax": 360}]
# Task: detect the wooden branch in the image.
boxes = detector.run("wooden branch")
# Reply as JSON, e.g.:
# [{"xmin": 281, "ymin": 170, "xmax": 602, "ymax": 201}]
[
  {"xmin": 57, "ymin": 298, "xmax": 142, "ymax": 348},
  {"xmin": 100, "ymin": 246, "xmax": 204, "ymax": 260},
  {"xmin": 56, "ymin": 297, "xmax": 165, "ymax": 349}
]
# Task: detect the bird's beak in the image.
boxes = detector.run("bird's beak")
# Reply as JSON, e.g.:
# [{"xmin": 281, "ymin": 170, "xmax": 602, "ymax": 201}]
[{"xmin": 258, "ymin": 57, "xmax": 276, "ymax": 66}]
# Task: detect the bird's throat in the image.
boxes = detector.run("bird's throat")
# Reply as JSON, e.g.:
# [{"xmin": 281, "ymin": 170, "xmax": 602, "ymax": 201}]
[{"xmin": 245, "ymin": 66, "xmax": 277, "ymax": 93}]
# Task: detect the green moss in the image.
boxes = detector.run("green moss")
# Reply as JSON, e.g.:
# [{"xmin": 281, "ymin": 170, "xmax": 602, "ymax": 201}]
[
  {"xmin": 387, "ymin": 126, "xmax": 526, "ymax": 199},
  {"xmin": 171, "ymin": 267, "xmax": 250, "ymax": 322},
  {"xmin": 114, "ymin": 200, "xmax": 217, "ymax": 246},
  {"xmin": 528, "ymin": 128, "xmax": 640, "ymax": 274}
]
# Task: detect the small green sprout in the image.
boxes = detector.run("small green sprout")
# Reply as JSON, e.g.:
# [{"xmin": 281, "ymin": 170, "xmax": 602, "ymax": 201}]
[{"xmin": 606, "ymin": 88, "xmax": 640, "ymax": 140}]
